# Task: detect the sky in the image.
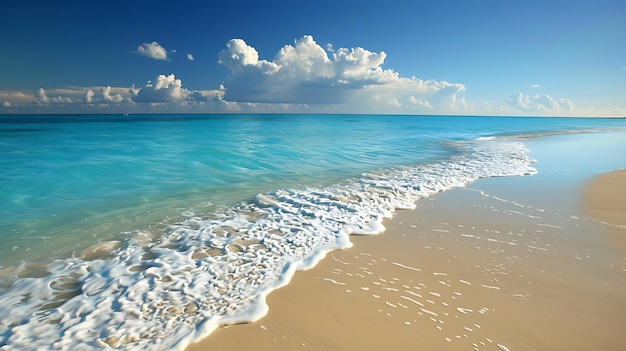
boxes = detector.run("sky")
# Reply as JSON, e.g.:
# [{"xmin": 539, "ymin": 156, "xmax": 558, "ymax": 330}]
[{"xmin": 1, "ymin": 0, "xmax": 624, "ymax": 116}]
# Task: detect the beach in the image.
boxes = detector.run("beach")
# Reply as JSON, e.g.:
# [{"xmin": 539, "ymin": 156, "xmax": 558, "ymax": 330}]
[
  {"xmin": 2, "ymin": 117, "xmax": 625, "ymax": 351},
  {"xmin": 3, "ymin": 0, "xmax": 626, "ymax": 347},
  {"xmin": 188, "ymin": 149, "xmax": 626, "ymax": 350}
]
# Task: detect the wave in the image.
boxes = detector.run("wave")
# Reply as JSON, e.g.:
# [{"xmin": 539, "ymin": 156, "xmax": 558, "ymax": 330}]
[{"xmin": 0, "ymin": 138, "xmax": 536, "ymax": 350}]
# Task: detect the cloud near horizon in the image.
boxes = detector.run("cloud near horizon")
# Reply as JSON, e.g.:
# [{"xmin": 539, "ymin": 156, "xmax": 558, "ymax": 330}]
[
  {"xmin": 85, "ymin": 86, "xmax": 126, "ymax": 104},
  {"xmin": 2, "ymin": 35, "xmax": 621, "ymax": 116},
  {"xmin": 217, "ymin": 35, "xmax": 467, "ymax": 112},
  {"xmin": 507, "ymin": 92, "xmax": 574, "ymax": 114},
  {"xmin": 34, "ymin": 88, "xmax": 80, "ymax": 105},
  {"xmin": 132, "ymin": 74, "xmax": 205, "ymax": 103}
]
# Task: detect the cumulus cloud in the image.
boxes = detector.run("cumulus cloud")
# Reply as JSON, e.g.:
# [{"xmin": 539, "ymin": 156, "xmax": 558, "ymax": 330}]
[
  {"xmin": 136, "ymin": 41, "xmax": 169, "ymax": 60},
  {"xmin": 408, "ymin": 96, "xmax": 434, "ymax": 110},
  {"xmin": 507, "ymin": 92, "xmax": 574, "ymax": 113},
  {"xmin": 84, "ymin": 89, "xmax": 94, "ymax": 103},
  {"xmin": 217, "ymin": 35, "xmax": 467, "ymax": 112},
  {"xmin": 33, "ymin": 88, "xmax": 78, "ymax": 104},
  {"xmin": 0, "ymin": 82, "xmax": 224, "ymax": 113},
  {"xmin": 5, "ymin": 36, "xmax": 467, "ymax": 114},
  {"xmin": 84, "ymin": 86, "xmax": 126, "ymax": 104},
  {"xmin": 218, "ymin": 39, "xmax": 279, "ymax": 74},
  {"xmin": 132, "ymin": 74, "xmax": 204, "ymax": 103},
  {"xmin": 35, "ymin": 88, "xmax": 50, "ymax": 104}
]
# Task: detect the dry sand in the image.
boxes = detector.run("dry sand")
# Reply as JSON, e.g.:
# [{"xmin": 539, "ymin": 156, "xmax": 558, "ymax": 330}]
[{"xmin": 187, "ymin": 171, "xmax": 626, "ymax": 351}]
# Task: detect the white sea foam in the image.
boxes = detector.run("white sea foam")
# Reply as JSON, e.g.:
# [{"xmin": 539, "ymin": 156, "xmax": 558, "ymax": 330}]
[{"xmin": 0, "ymin": 139, "xmax": 536, "ymax": 350}]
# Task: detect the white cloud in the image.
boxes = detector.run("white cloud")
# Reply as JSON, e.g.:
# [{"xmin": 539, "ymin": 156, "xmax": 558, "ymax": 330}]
[
  {"xmin": 101, "ymin": 86, "xmax": 125, "ymax": 103},
  {"xmin": 332, "ymin": 47, "xmax": 391, "ymax": 83},
  {"xmin": 136, "ymin": 41, "xmax": 169, "ymax": 60},
  {"xmin": 6, "ymin": 36, "xmax": 621, "ymax": 116},
  {"xmin": 507, "ymin": 92, "xmax": 574, "ymax": 114},
  {"xmin": 218, "ymin": 39, "xmax": 279, "ymax": 74},
  {"xmin": 3, "ymin": 88, "xmax": 114, "ymax": 109},
  {"xmin": 132, "ymin": 74, "xmax": 204, "ymax": 103},
  {"xmin": 0, "ymin": 83, "xmax": 216, "ymax": 113},
  {"xmin": 275, "ymin": 35, "xmax": 334, "ymax": 79},
  {"xmin": 217, "ymin": 35, "xmax": 467, "ymax": 113},
  {"xmin": 33, "ymin": 88, "xmax": 77, "ymax": 104},
  {"xmin": 408, "ymin": 96, "xmax": 434, "ymax": 110},
  {"xmin": 85, "ymin": 86, "xmax": 126, "ymax": 104},
  {"xmin": 85, "ymin": 89, "xmax": 94, "ymax": 103},
  {"xmin": 35, "ymin": 88, "xmax": 50, "ymax": 104}
]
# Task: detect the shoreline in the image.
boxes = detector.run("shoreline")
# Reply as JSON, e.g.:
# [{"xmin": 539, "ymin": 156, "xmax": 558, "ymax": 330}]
[
  {"xmin": 187, "ymin": 168, "xmax": 626, "ymax": 350},
  {"xmin": 2, "ymin": 120, "xmax": 625, "ymax": 350}
]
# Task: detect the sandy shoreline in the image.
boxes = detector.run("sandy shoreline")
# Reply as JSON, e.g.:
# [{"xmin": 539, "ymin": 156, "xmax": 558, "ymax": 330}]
[{"xmin": 187, "ymin": 169, "xmax": 626, "ymax": 351}]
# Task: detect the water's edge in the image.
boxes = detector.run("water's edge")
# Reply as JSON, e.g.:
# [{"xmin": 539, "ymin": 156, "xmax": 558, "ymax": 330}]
[{"xmin": 2, "ymin": 121, "xmax": 626, "ymax": 351}]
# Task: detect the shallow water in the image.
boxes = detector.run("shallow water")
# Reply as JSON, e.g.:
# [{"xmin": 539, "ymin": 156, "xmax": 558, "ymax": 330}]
[{"xmin": 0, "ymin": 114, "xmax": 624, "ymax": 350}]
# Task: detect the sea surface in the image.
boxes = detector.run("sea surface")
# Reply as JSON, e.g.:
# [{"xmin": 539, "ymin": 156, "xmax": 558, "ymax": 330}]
[{"xmin": 0, "ymin": 114, "xmax": 624, "ymax": 350}]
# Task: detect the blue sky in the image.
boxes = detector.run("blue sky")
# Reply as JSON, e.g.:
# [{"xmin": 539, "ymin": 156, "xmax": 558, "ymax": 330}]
[{"xmin": 1, "ymin": 0, "xmax": 624, "ymax": 116}]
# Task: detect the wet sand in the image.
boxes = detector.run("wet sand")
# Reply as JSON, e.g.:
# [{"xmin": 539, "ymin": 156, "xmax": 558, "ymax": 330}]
[
  {"xmin": 584, "ymin": 169, "xmax": 626, "ymax": 252},
  {"xmin": 187, "ymin": 171, "xmax": 626, "ymax": 351}
]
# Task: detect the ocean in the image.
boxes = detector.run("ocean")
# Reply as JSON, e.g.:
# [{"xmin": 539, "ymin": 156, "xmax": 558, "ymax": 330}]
[{"xmin": 0, "ymin": 114, "xmax": 624, "ymax": 350}]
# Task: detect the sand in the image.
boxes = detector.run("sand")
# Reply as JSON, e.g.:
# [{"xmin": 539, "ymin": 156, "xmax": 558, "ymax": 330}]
[
  {"xmin": 186, "ymin": 170, "xmax": 626, "ymax": 351},
  {"xmin": 584, "ymin": 169, "xmax": 626, "ymax": 252}
]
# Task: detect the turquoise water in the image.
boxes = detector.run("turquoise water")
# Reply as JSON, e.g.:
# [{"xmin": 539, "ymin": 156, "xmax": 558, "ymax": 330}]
[
  {"xmin": 1, "ymin": 114, "xmax": 460, "ymax": 264},
  {"xmin": 2, "ymin": 114, "xmax": 623, "ymax": 265},
  {"xmin": 0, "ymin": 114, "xmax": 624, "ymax": 350}
]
